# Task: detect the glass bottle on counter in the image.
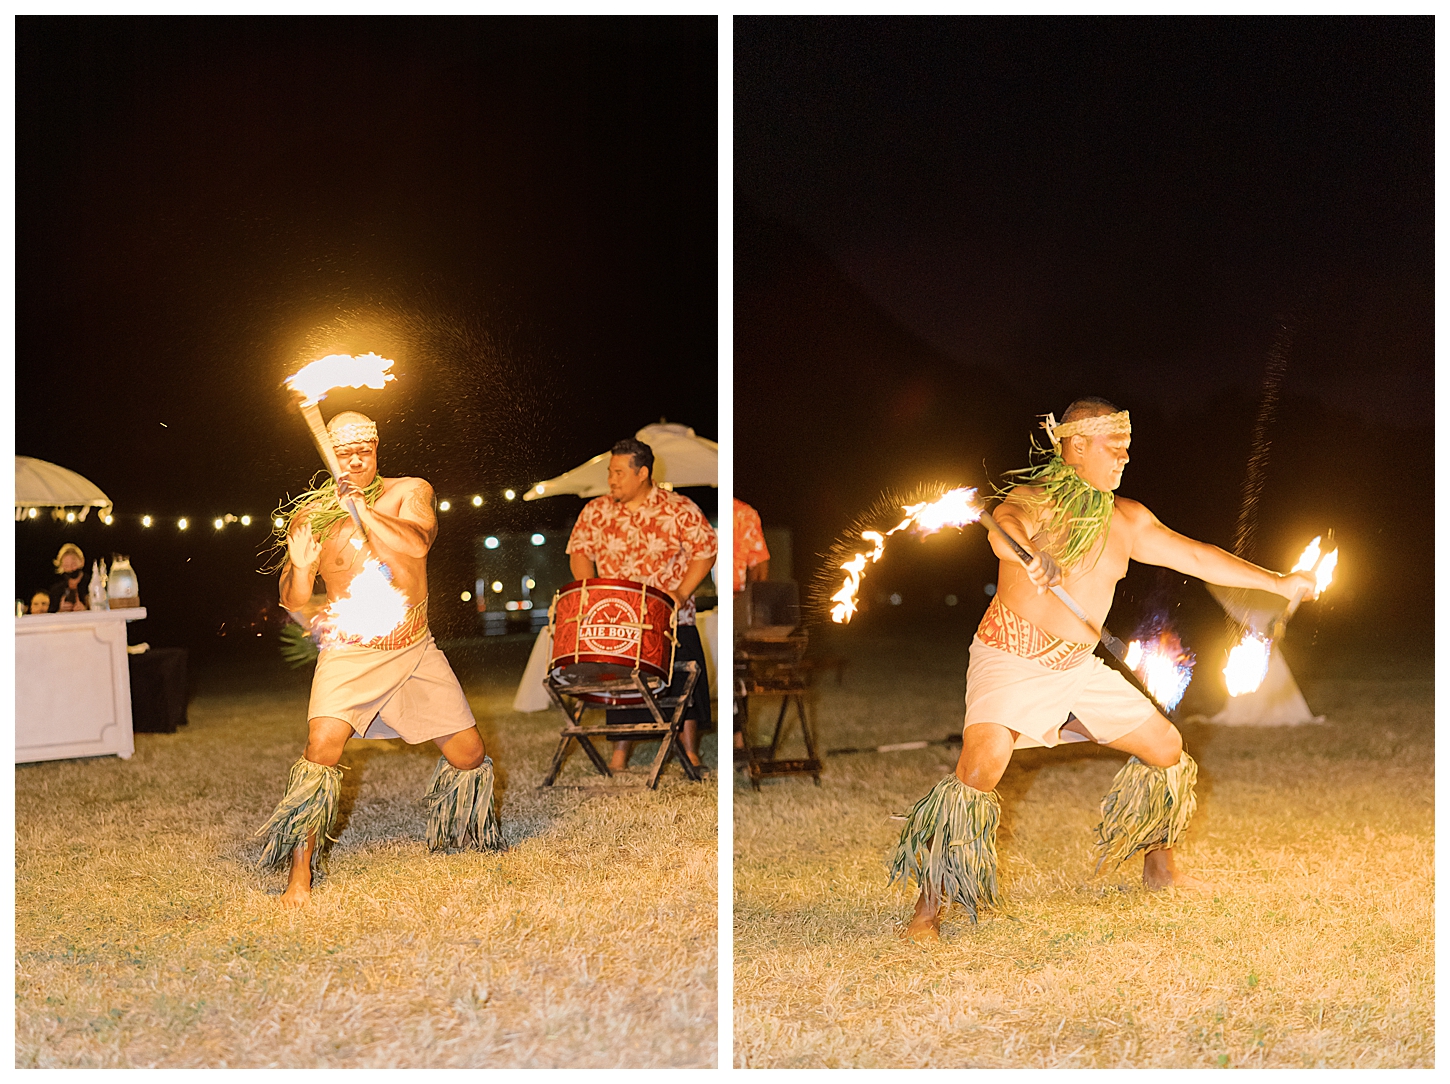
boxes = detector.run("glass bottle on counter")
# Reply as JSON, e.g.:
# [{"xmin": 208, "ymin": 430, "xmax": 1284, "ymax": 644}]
[
  {"xmin": 89, "ymin": 559, "xmax": 110, "ymax": 611},
  {"xmin": 107, "ymin": 557, "xmax": 140, "ymax": 609}
]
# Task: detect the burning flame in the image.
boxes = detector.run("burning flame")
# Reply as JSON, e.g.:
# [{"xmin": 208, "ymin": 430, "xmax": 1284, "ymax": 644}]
[
  {"xmin": 1223, "ymin": 631, "xmax": 1272, "ymax": 697},
  {"xmin": 318, "ymin": 557, "xmax": 410, "ymax": 644},
  {"xmin": 1290, "ymin": 535, "xmax": 1339, "ymax": 598},
  {"xmin": 1124, "ymin": 631, "xmax": 1195, "ymax": 712},
  {"xmin": 286, "ymin": 353, "xmax": 397, "ymax": 407},
  {"xmin": 1221, "ymin": 535, "xmax": 1339, "ymax": 697},
  {"xmin": 1291, "ymin": 536, "xmax": 1322, "ymax": 573},
  {"xmin": 1314, "ymin": 546, "xmax": 1338, "ymax": 596},
  {"xmin": 830, "ymin": 487, "xmax": 981, "ymax": 623}
]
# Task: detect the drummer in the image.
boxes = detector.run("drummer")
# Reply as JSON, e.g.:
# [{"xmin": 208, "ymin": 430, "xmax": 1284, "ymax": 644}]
[{"xmin": 566, "ymin": 437, "xmax": 718, "ymax": 770}]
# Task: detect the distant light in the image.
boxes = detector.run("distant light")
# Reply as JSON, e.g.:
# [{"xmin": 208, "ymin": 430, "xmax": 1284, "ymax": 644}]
[
  {"xmin": 439, "ymin": 500, "xmax": 451, "ymax": 511},
  {"xmin": 461, "ymin": 591, "xmax": 472, "ymax": 602},
  {"xmin": 66, "ymin": 512, "xmax": 76, "ymax": 523},
  {"xmin": 984, "ymin": 583, "xmax": 997, "ymax": 597},
  {"xmin": 102, "ymin": 514, "xmax": 114, "ymax": 525},
  {"xmin": 274, "ymin": 517, "xmax": 285, "ymax": 529},
  {"xmin": 525, "ymin": 577, "xmax": 536, "ymax": 589},
  {"xmin": 504, "ymin": 489, "xmax": 516, "ymax": 501},
  {"xmin": 530, "ymin": 533, "xmax": 545, "ymax": 546},
  {"xmin": 241, "ymin": 515, "xmax": 252, "ymax": 526},
  {"xmin": 889, "ymin": 593, "xmax": 902, "ymax": 606},
  {"xmin": 471, "ymin": 495, "xmax": 483, "ymax": 507},
  {"xmin": 491, "ymin": 581, "xmax": 503, "ymax": 593},
  {"xmin": 484, "ymin": 536, "xmax": 500, "ymax": 550},
  {"xmin": 945, "ymin": 595, "xmax": 958, "ymax": 607},
  {"xmin": 534, "ymin": 484, "xmax": 545, "ymax": 495},
  {"xmin": 505, "ymin": 600, "xmax": 519, "ymax": 611},
  {"xmin": 142, "ymin": 516, "xmax": 153, "ymax": 528},
  {"xmin": 178, "ymin": 518, "xmax": 189, "ymax": 530},
  {"xmin": 26, "ymin": 508, "xmax": 37, "ymax": 519},
  {"xmin": 214, "ymin": 518, "xmax": 224, "ymax": 530},
  {"xmin": 520, "ymin": 600, "xmax": 533, "ymax": 610}
]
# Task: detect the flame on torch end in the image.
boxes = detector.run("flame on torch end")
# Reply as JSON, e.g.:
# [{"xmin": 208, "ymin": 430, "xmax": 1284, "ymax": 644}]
[
  {"xmin": 829, "ymin": 487, "xmax": 981, "ymax": 624},
  {"xmin": 1315, "ymin": 548, "xmax": 1338, "ymax": 596},
  {"xmin": 286, "ymin": 353, "xmax": 397, "ymax": 407},
  {"xmin": 1223, "ymin": 631, "xmax": 1272, "ymax": 697},
  {"xmin": 319, "ymin": 557, "xmax": 410, "ymax": 643},
  {"xmin": 1291, "ymin": 536, "xmax": 1322, "ymax": 574},
  {"xmin": 1127, "ymin": 631, "xmax": 1195, "ymax": 712}
]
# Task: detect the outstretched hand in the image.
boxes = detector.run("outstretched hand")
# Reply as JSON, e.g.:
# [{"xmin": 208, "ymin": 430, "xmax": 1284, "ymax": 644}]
[{"xmin": 287, "ymin": 521, "xmax": 321, "ymax": 571}]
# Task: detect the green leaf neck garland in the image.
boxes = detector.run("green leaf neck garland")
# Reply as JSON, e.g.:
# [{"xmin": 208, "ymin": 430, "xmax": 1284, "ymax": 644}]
[
  {"xmin": 996, "ymin": 447, "xmax": 1115, "ymax": 573},
  {"xmin": 263, "ymin": 472, "xmax": 385, "ymax": 574}
]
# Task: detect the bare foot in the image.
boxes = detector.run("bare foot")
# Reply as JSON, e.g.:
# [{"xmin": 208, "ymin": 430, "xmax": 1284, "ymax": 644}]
[
  {"xmin": 279, "ymin": 837, "xmax": 314, "ymax": 907},
  {"xmin": 1143, "ymin": 848, "xmax": 1213, "ymax": 892},
  {"xmin": 905, "ymin": 890, "xmax": 941, "ymax": 943}
]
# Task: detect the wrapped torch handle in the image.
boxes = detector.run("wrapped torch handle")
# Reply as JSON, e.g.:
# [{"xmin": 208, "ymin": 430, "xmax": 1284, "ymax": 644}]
[{"xmin": 298, "ymin": 401, "xmax": 368, "ymax": 540}]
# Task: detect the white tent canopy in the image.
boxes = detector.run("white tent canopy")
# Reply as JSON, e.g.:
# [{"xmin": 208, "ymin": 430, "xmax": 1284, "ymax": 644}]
[
  {"xmin": 524, "ymin": 422, "xmax": 717, "ymax": 500},
  {"xmin": 1201, "ymin": 583, "xmax": 1324, "ymax": 727},
  {"xmin": 15, "ymin": 457, "xmax": 113, "ymax": 521}
]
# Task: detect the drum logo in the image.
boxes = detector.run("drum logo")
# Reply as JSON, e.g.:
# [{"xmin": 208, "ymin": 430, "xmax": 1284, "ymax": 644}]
[{"xmin": 580, "ymin": 597, "xmax": 643, "ymax": 653}]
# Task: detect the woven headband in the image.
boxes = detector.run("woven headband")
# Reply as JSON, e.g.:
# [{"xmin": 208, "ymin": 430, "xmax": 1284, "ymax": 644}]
[
  {"xmin": 1041, "ymin": 410, "xmax": 1130, "ymax": 455},
  {"xmin": 328, "ymin": 419, "xmax": 378, "ymax": 447}
]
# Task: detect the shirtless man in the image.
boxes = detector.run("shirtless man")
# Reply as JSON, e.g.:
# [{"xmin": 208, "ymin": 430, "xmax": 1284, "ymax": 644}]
[
  {"xmin": 259, "ymin": 410, "xmax": 503, "ymax": 907},
  {"xmin": 891, "ymin": 397, "xmax": 1319, "ymax": 942}
]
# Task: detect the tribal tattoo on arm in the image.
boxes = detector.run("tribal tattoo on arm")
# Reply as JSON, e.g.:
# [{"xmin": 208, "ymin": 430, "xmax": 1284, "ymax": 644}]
[{"xmin": 405, "ymin": 480, "xmax": 439, "ymax": 545}]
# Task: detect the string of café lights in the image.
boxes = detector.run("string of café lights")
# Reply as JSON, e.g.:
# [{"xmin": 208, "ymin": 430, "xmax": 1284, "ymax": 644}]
[
  {"xmin": 18, "ymin": 484, "xmax": 555, "ymax": 532},
  {"xmin": 20, "ymin": 486, "xmax": 557, "ymax": 607}
]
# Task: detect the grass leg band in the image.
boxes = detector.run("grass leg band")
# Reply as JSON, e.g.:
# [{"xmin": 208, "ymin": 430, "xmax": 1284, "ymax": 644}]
[
  {"xmin": 1094, "ymin": 751, "xmax": 1198, "ymax": 872},
  {"xmin": 425, "ymin": 755, "xmax": 507, "ymax": 853},
  {"xmin": 256, "ymin": 756, "xmax": 343, "ymax": 873},
  {"xmin": 888, "ymin": 774, "xmax": 1002, "ymax": 924}
]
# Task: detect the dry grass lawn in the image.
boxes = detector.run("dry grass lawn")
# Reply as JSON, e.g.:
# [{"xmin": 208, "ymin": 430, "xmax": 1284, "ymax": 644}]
[
  {"xmin": 734, "ymin": 626, "xmax": 1433, "ymax": 1068},
  {"xmin": 16, "ymin": 639, "xmax": 717, "ymax": 1069}
]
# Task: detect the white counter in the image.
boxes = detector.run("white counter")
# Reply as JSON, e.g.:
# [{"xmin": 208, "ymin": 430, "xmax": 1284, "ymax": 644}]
[{"xmin": 15, "ymin": 607, "xmax": 147, "ymax": 763}]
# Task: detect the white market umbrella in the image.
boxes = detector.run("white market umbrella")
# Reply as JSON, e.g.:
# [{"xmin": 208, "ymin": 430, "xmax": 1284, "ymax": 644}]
[
  {"xmin": 15, "ymin": 456, "xmax": 113, "ymax": 521},
  {"xmin": 524, "ymin": 422, "xmax": 718, "ymax": 500}
]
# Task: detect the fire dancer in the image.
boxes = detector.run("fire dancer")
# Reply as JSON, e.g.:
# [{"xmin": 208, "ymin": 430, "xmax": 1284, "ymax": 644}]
[
  {"xmin": 567, "ymin": 437, "xmax": 717, "ymax": 771},
  {"xmin": 258, "ymin": 410, "xmax": 503, "ymax": 908},
  {"xmin": 893, "ymin": 398, "xmax": 1319, "ymax": 942}
]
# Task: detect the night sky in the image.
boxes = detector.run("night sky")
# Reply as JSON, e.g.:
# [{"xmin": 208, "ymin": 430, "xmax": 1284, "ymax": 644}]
[
  {"xmin": 16, "ymin": 17, "xmax": 717, "ymax": 649},
  {"xmin": 735, "ymin": 18, "xmax": 1432, "ymax": 662}
]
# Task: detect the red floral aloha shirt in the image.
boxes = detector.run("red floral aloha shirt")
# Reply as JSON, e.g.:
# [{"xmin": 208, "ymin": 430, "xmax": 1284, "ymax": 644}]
[
  {"xmin": 567, "ymin": 484, "xmax": 717, "ymax": 625},
  {"xmin": 733, "ymin": 498, "xmax": 770, "ymax": 593}
]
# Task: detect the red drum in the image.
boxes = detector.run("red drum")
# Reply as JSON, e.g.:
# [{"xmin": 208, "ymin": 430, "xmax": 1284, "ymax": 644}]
[{"xmin": 547, "ymin": 578, "xmax": 678, "ymax": 704}]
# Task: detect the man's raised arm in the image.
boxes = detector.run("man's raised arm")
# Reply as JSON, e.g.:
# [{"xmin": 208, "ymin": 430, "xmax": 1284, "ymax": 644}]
[{"xmin": 1125, "ymin": 501, "xmax": 1315, "ymax": 601}]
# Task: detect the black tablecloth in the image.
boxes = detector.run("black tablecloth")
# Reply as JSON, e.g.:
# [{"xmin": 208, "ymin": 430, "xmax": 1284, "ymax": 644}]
[{"xmin": 128, "ymin": 648, "xmax": 189, "ymax": 733}]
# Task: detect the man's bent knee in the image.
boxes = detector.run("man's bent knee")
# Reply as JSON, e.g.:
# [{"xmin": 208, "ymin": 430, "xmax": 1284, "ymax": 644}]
[
  {"xmin": 1135, "ymin": 716, "xmax": 1183, "ymax": 768},
  {"xmin": 435, "ymin": 727, "xmax": 485, "ymax": 771},
  {"xmin": 304, "ymin": 716, "xmax": 354, "ymax": 766},
  {"xmin": 955, "ymin": 722, "xmax": 1016, "ymax": 791}
]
